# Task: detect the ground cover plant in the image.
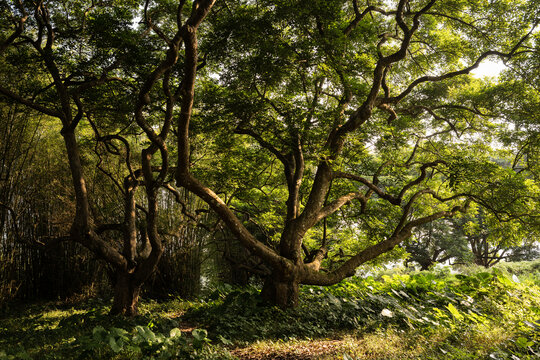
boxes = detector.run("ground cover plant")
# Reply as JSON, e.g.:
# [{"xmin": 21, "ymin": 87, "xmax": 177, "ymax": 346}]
[{"xmin": 1, "ymin": 266, "xmax": 539, "ymax": 359}]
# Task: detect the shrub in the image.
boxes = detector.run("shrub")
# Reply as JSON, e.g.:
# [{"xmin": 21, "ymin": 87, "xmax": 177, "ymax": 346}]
[
  {"xmin": 184, "ymin": 269, "xmax": 540, "ymax": 359},
  {"xmin": 75, "ymin": 324, "xmax": 235, "ymax": 359}
]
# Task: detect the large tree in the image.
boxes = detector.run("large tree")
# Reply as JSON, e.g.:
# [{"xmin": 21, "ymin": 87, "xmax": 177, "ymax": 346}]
[
  {"xmin": 175, "ymin": 0, "xmax": 539, "ymax": 307},
  {"xmin": 0, "ymin": 0, "xmax": 215, "ymax": 315},
  {"xmin": 2, "ymin": 0, "xmax": 538, "ymax": 311}
]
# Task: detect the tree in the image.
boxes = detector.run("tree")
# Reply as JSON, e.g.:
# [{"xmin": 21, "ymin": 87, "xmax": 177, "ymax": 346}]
[
  {"xmin": 463, "ymin": 27, "xmax": 540, "ymax": 266},
  {"xmin": 0, "ymin": 0, "xmax": 216, "ymax": 315},
  {"xmin": 2, "ymin": 0, "xmax": 538, "ymax": 311},
  {"xmin": 405, "ymin": 219, "xmax": 470, "ymax": 270},
  {"xmin": 460, "ymin": 207, "xmax": 537, "ymax": 267},
  {"xmin": 506, "ymin": 244, "xmax": 540, "ymax": 262},
  {"xmin": 175, "ymin": 0, "xmax": 539, "ymax": 307}
]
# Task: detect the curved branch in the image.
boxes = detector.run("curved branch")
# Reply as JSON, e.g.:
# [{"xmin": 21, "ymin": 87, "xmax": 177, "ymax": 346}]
[
  {"xmin": 0, "ymin": 1, "xmax": 28, "ymax": 55},
  {"xmin": 333, "ymin": 171, "xmax": 400, "ymax": 205},
  {"xmin": 177, "ymin": 0, "xmax": 216, "ymax": 172},
  {"xmin": 99, "ymin": 134, "xmax": 137, "ymax": 182},
  {"xmin": 234, "ymin": 127, "xmax": 288, "ymax": 166},
  {"xmin": 0, "ymin": 86, "xmax": 61, "ymax": 118},
  {"xmin": 301, "ymin": 201, "xmax": 468, "ymax": 285},
  {"xmin": 309, "ymin": 191, "xmax": 367, "ymax": 228},
  {"xmin": 344, "ymin": 4, "xmax": 382, "ymax": 36},
  {"xmin": 384, "ymin": 23, "xmax": 538, "ymax": 105},
  {"xmin": 144, "ymin": 0, "xmax": 173, "ymax": 46},
  {"xmin": 162, "ymin": 183, "xmax": 199, "ymax": 223},
  {"xmin": 178, "ymin": 172, "xmax": 287, "ymax": 271},
  {"xmin": 397, "ymin": 160, "xmax": 445, "ymax": 201}
]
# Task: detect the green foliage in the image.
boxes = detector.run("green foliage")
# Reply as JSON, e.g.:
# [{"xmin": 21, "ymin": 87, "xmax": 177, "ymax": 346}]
[
  {"xmin": 185, "ymin": 269, "xmax": 540, "ymax": 359},
  {"xmin": 75, "ymin": 324, "xmax": 226, "ymax": 360},
  {"xmin": 458, "ymin": 259, "xmax": 540, "ymax": 286},
  {"xmin": 405, "ymin": 219, "xmax": 471, "ymax": 270},
  {"xmin": 2, "ymin": 0, "xmax": 540, "ymax": 318},
  {"xmin": 0, "ymin": 299, "xmax": 235, "ymax": 360},
  {"xmin": 1, "ymin": 269, "xmax": 540, "ymax": 359}
]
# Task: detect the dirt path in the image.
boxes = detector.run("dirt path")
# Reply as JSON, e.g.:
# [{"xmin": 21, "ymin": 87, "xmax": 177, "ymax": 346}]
[{"xmin": 230, "ymin": 339, "xmax": 345, "ymax": 360}]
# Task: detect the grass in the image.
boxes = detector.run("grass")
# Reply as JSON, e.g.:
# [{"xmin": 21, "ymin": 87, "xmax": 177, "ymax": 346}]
[{"xmin": 1, "ymin": 265, "xmax": 539, "ymax": 359}]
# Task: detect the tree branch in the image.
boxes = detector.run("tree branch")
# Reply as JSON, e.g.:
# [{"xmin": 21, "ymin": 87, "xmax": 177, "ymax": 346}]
[
  {"xmin": 383, "ymin": 23, "xmax": 538, "ymax": 105},
  {"xmin": 0, "ymin": 86, "xmax": 61, "ymax": 118}
]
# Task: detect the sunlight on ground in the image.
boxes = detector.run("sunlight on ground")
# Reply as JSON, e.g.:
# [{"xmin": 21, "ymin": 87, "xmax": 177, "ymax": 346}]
[
  {"xmin": 230, "ymin": 330, "xmax": 425, "ymax": 360},
  {"xmin": 229, "ymin": 325, "xmax": 518, "ymax": 359}
]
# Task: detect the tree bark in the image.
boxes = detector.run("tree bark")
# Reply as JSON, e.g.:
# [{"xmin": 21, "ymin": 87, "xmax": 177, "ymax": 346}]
[
  {"xmin": 419, "ymin": 260, "xmax": 433, "ymax": 271},
  {"xmin": 110, "ymin": 270, "xmax": 141, "ymax": 316},
  {"xmin": 261, "ymin": 269, "xmax": 300, "ymax": 309}
]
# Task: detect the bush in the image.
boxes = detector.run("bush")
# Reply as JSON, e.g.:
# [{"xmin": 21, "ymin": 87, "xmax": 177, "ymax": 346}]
[
  {"xmin": 184, "ymin": 270, "xmax": 540, "ymax": 359},
  {"xmin": 74, "ymin": 324, "xmax": 235, "ymax": 360},
  {"xmin": 455, "ymin": 260, "xmax": 540, "ymax": 286}
]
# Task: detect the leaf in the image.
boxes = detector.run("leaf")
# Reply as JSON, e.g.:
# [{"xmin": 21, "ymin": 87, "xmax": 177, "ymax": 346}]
[
  {"xmin": 496, "ymin": 275, "xmax": 514, "ymax": 287},
  {"xmin": 515, "ymin": 336, "xmax": 532, "ymax": 349},
  {"xmin": 523, "ymin": 320, "xmax": 539, "ymax": 329},
  {"xmin": 446, "ymin": 303, "xmax": 464, "ymax": 321},
  {"xmin": 169, "ymin": 328, "xmax": 182, "ymax": 338},
  {"xmin": 92, "ymin": 326, "xmax": 106, "ymax": 341},
  {"xmin": 218, "ymin": 334, "xmax": 233, "ymax": 345},
  {"xmin": 192, "ymin": 328, "xmax": 208, "ymax": 341},
  {"xmin": 143, "ymin": 327, "xmax": 158, "ymax": 343},
  {"xmin": 111, "ymin": 327, "xmax": 128, "ymax": 338},
  {"xmin": 109, "ymin": 337, "xmax": 122, "ymax": 353},
  {"xmin": 135, "ymin": 325, "xmax": 146, "ymax": 337},
  {"xmin": 391, "ymin": 289, "xmax": 403, "ymax": 298},
  {"xmin": 399, "ymin": 290, "xmax": 410, "ymax": 299},
  {"xmin": 192, "ymin": 328, "xmax": 209, "ymax": 350}
]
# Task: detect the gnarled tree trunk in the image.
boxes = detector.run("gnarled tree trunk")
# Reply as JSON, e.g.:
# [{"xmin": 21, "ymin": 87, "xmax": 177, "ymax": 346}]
[
  {"xmin": 110, "ymin": 270, "xmax": 141, "ymax": 316},
  {"xmin": 261, "ymin": 269, "xmax": 300, "ymax": 309}
]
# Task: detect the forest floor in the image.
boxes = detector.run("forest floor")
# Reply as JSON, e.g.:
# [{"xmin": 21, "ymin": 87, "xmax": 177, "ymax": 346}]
[
  {"xmin": 0, "ymin": 298, "xmax": 522, "ymax": 360},
  {"xmin": 1, "ymin": 263, "xmax": 540, "ymax": 359}
]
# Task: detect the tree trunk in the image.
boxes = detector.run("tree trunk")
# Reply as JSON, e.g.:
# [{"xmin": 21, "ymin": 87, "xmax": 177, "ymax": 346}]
[
  {"xmin": 261, "ymin": 270, "xmax": 300, "ymax": 309},
  {"xmin": 110, "ymin": 270, "xmax": 141, "ymax": 316},
  {"xmin": 420, "ymin": 261, "xmax": 432, "ymax": 271}
]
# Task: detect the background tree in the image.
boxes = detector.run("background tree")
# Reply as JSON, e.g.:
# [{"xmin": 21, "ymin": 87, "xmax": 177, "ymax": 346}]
[
  {"xmin": 405, "ymin": 219, "xmax": 471, "ymax": 270},
  {"xmin": 0, "ymin": 0, "xmax": 216, "ymax": 315},
  {"xmin": 460, "ymin": 207, "xmax": 537, "ymax": 267},
  {"xmin": 506, "ymin": 243, "xmax": 540, "ymax": 262},
  {"xmin": 405, "ymin": 206, "xmax": 539, "ymax": 270}
]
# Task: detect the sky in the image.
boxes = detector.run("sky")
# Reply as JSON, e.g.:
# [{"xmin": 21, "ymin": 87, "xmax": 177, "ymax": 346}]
[{"xmin": 471, "ymin": 59, "xmax": 507, "ymax": 78}]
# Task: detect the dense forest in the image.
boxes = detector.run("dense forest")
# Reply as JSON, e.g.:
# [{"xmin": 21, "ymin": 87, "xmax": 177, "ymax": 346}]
[{"xmin": 1, "ymin": 0, "xmax": 539, "ymax": 359}]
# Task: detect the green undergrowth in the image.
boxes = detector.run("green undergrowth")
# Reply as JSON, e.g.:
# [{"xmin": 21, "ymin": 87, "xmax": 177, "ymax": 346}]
[
  {"xmin": 0, "ymin": 298, "xmax": 233, "ymax": 360},
  {"xmin": 1, "ymin": 267, "xmax": 539, "ymax": 359},
  {"xmin": 186, "ymin": 269, "xmax": 540, "ymax": 359},
  {"xmin": 459, "ymin": 259, "xmax": 540, "ymax": 286}
]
